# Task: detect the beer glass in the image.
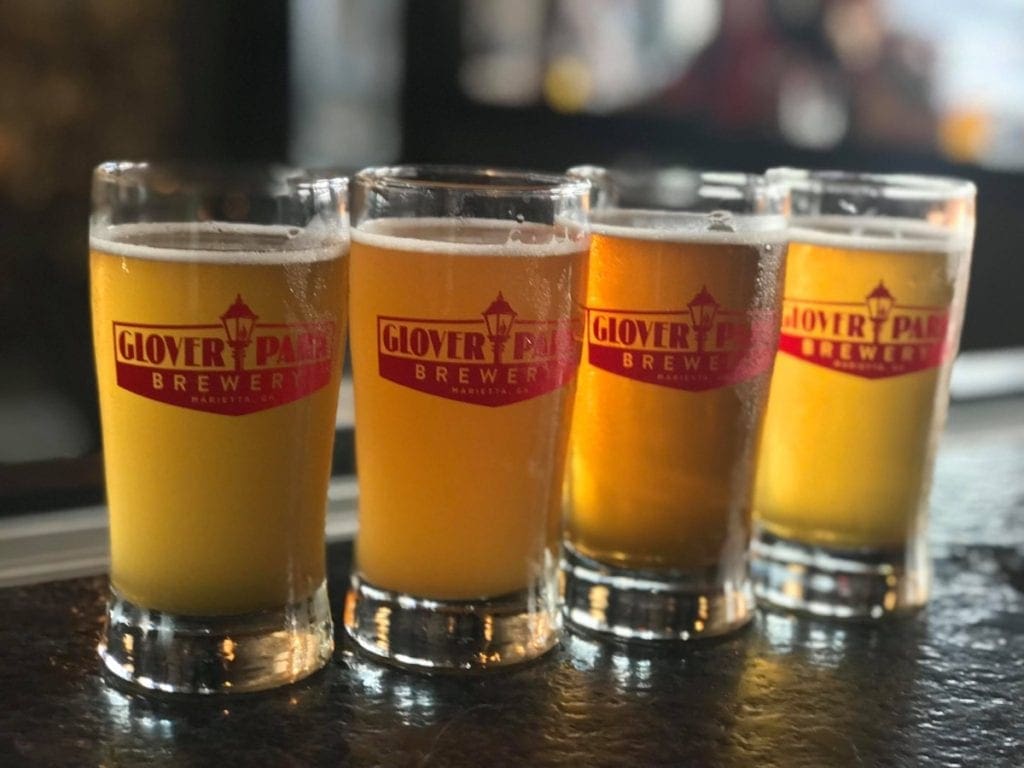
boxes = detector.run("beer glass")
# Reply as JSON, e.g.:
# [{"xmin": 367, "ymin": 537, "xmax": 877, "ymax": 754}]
[
  {"xmin": 563, "ymin": 167, "xmax": 788, "ymax": 640},
  {"xmin": 753, "ymin": 169, "xmax": 975, "ymax": 618},
  {"xmin": 91, "ymin": 162, "xmax": 349, "ymax": 693},
  {"xmin": 344, "ymin": 166, "xmax": 589, "ymax": 670}
]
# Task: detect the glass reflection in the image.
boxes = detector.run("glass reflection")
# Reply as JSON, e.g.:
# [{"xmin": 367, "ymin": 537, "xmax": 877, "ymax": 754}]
[
  {"xmin": 728, "ymin": 612, "xmax": 924, "ymax": 764},
  {"xmin": 98, "ymin": 667, "xmax": 345, "ymax": 763},
  {"xmin": 563, "ymin": 633, "xmax": 671, "ymax": 692},
  {"xmin": 342, "ymin": 649, "xmax": 558, "ymax": 764}
]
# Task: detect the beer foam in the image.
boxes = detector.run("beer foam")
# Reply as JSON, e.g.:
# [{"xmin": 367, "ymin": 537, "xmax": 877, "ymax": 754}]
[
  {"xmin": 352, "ymin": 217, "xmax": 588, "ymax": 256},
  {"xmin": 787, "ymin": 215, "xmax": 971, "ymax": 254},
  {"xmin": 89, "ymin": 222, "xmax": 348, "ymax": 264},
  {"xmin": 589, "ymin": 209, "xmax": 788, "ymax": 245}
]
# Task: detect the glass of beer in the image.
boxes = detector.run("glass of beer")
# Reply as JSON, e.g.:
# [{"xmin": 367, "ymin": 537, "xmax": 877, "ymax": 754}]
[
  {"xmin": 563, "ymin": 167, "xmax": 788, "ymax": 641},
  {"xmin": 91, "ymin": 162, "xmax": 349, "ymax": 693},
  {"xmin": 344, "ymin": 165, "xmax": 589, "ymax": 670},
  {"xmin": 753, "ymin": 170, "xmax": 975, "ymax": 618}
]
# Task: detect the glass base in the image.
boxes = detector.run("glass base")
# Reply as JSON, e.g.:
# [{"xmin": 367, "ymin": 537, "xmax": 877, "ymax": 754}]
[
  {"xmin": 561, "ymin": 545, "xmax": 753, "ymax": 642},
  {"xmin": 343, "ymin": 574, "xmax": 560, "ymax": 672},
  {"xmin": 99, "ymin": 581, "xmax": 334, "ymax": 694},
  {"xmin": 751, "ymin": 526, "xmax": 929, "ymax": 618}
]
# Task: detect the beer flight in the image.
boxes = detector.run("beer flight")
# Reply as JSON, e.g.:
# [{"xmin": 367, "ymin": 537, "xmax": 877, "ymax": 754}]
[{"xmin": 89, "ymin": 162, "xmax": 975, "ymax": 693}]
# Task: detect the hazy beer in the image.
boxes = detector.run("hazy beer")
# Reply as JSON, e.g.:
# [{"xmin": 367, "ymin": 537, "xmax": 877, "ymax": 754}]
[
  {"xmin": 568, "ymin": 216, "xmax": 785, "ymax": 571},
  {"xmin": 91, "ymin": 224, "xmax": 348, "ymax": 616},
  {"xmin": 755, "ymin": 219, "xmax": 969, "ymax": 548},
  {"xmin": 751, "ymin": 169, "xmax": 975, "ymax": 618},
  {"xmin": 343, "ymin": 165, "xmax": 590, "ymax": 670},
  {"xmin": 350, "ymin": 219, "xmax": 586, "ymax": 599},
  {"xmin": 91, "ymin": 163, "xmax": 349, "ymax": 694}
]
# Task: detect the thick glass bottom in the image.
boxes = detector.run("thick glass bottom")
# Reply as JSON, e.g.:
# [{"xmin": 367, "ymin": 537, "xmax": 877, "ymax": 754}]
[
  {"xmin": 751, "ymin": 525, "xmax": 929, "ymax": 618},
  {"xmin": 99, "ymin": 581, "xmax": 334, "ymax": 694},
  {"xmin": 343, "ymin": 572, "xmax": 560, "ymax": 672},
  {"xmin": 561, "ymin": 544, "xmax": 753, "ymax": 642}
]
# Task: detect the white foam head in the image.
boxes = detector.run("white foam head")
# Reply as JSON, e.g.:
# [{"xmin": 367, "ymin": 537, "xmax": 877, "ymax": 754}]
[
  {"xmin": 352, "ymin": 217, "xmax": 588, "ymax": 256},
  {"xmin": 589, "ymin": 209, "xmax": 787, "ymax": 245},
  {"xmin": 89, "ymin": 222, "xmax": 348, "ymax": 264}
]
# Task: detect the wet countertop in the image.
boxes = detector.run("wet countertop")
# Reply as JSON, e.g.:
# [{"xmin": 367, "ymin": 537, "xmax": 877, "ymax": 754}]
[{"xmin": 1, "ymin": 397, "xmax": 1022, "ymax": 767}]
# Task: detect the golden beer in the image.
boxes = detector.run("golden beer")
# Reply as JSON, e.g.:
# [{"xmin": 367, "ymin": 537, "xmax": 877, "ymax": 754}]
[
  {"xmin": 350, "ymin": 218, "xmax": 587, "ymax": 600},
  {"xmin": 567, "ymin": 214, "xmax": 786, "ymax": 571},
  {"xmin": 91, "ymin": 223, "xmax": 348, "ymax": 616},
  {"xmin": 754, "ymin": 218, "xmax": 970, "ymax": 549}
]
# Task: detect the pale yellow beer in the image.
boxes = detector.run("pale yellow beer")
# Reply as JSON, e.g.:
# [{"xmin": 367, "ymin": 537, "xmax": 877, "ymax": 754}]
[
  {"xmin": 350, "ymin": 218, "xmax": 587, "ymax": 600},
  {"xmin": 568, "ymin": 215, "xmax": 785, "ymax": 571},
  {"xmin": 754, "ymin": 218, "xmax": 970, "ymax": 549},
  {"xmin": 91, "ymin": 223, "xmax": 348, "ymax": 616}
]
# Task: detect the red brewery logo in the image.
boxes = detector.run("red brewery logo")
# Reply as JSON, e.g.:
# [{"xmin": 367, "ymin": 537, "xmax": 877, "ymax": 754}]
[
  {"xmin": 112, "ymin": 295, "xmax": 336, "ymax": 415},
  {"xmin": 778, "ymin": 280, "xmax": 951, "ymax": 378},
  {"xmin": 586, "ymin": 286, "xmax": 778, "ymax": 391},
  {"xmin": 376, "ymin": 292, "xmax": 579, "ymax": 407}
]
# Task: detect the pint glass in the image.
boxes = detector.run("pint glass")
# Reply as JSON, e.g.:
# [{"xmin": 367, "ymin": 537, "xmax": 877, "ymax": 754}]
[
  {"xmin": 344, "ymin": 166, "xmax": 589, "ymax": 670},
  {"xmin": 563, "ymin": 168, "xmax": 788, "ymax": 640},
  {"xmin": 91, "ymin": 163, "xmax": 349, "ymax": 692},
  {"xmin": 753, "ymin": 170, "xmax": 975, "ymax": 617}
]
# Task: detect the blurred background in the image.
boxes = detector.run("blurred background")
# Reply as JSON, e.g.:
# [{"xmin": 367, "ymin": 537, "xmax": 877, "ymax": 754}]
[{"xmin": 2, "ymin": 0, "xmax": 1023, "ymax": 511}]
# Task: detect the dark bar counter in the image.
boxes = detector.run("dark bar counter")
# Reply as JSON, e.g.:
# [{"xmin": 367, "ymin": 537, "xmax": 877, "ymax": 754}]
[{"xmin": 1, "ymin": 396, "xmax": 1022, "ymax": 767}]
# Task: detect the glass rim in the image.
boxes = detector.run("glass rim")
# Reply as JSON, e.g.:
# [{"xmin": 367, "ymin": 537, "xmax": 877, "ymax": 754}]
[
  {"xmin": 354, "ymin": 164, "xmax": 591, "ymax": 198},
  {"xmin": 565, "ymin": 164, "xmax": 789, "ymax": 233},
  {"xmin": 92, "ymin": 160, "xmax": 348, "ymax": 193},
  {"xmin": 567, "ymin": 164, "xmax": 776, "ymax": 190},
  {"xmin": 566, "ymin": 164, "xmax": 788, "ymax": 219},
  {"xmin": 765, "ymin": 167, "xmax": 976, "ymax": 202}
]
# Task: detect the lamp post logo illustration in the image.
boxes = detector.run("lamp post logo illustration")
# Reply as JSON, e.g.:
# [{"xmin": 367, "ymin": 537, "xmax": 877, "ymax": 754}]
[
  {"xmin": 583, "ymin": 284, "xmax": 777, "ymax": 391},
  {"xmin": 865, "ymin": 280, "xmax": 895, "ymax": 344},
  {"xmin": 111, "ymin": 295, "xmax": 337, "ymax": 415},
  {"xmin": 482, "ymin": 292, "xmax": 517, "ymax": 365},
  {"xmin": 688, "ymin": 285, "xmax": 720, "ymax": 355},
  {"xmin": 375, "ymin": 290, "xmax": 580, "ymax": 406},
  {"xmin": 777, "ymin": 279, "xmax": 952, "ymax": 379},
  {"xmin": 220, "ymin": 294, "xmax": 258, "ymax": 371}
]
